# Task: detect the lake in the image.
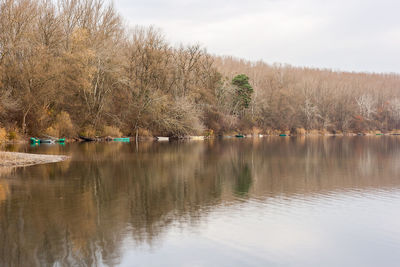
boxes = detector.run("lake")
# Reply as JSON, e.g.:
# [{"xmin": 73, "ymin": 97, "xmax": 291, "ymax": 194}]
[{"xmin": 1, "ymin": 137, "xmax": 400, "ymax": 266}]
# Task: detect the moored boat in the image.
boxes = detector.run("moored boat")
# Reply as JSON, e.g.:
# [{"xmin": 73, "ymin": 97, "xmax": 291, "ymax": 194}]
[
  {"xmin": 30, "ymin": 138, "xmax": 65, "ymax": 144},
  {"xmin": 39, "ymin": 139, "xmax": 55, "ymax": 144},
  {"xmin": 189, "ymin": 136, "xmax": 205, "ymax": 140},
  {"xmin": 113, "ymin": 137, "xmax": 130, "ymax": 142},
  {"xmin": 79, "ymin": 136, "xmax": 96, "ymax": 142}
]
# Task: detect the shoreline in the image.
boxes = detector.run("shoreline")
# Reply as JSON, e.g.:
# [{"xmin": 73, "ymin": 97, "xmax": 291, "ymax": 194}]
[
  {"xmin": 0, "ymin": 133, "xmax": 400, "ymax": 146},
  {"xmin": 0, "ymin": 152, "xmax": 69, "ymax": 168},
  {"xmin": 1, "ymin": 132, "xmax": 399, "ymax": 146}
]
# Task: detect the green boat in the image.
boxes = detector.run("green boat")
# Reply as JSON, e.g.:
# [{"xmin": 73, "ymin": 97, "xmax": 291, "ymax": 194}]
[
  {"xmin": 30, "ymin": 137, "xmax": 40, "ymax": 143},
  {"xmin": 235, "ymin": 134, "xmax": 244, "ymax": 138},
  {"xmin": 30, "ymin": 137, "xmax": 65, "ymax": 144},
  {"xmin": 113, "ymin": 137, "xmax": 130, "ymax": 142},
  {"xmin": 279, "ymin": 134, "xmax": 287, "ymax": 137}
]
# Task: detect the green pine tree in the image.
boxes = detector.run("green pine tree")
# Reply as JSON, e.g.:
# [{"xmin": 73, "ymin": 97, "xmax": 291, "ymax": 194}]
[{"xmin": 232, "ymin": 74, "xmax": 254, "ymax": 111}]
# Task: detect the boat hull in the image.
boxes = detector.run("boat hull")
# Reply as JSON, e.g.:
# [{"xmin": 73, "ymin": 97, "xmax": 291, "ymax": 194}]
[
  {"xmin": 113, "ymin": 138, "xmax": 130, "ymax": 142},
  {"xmin": 30, "ymin": 138, "xmax": 65, "ymax": 144}
]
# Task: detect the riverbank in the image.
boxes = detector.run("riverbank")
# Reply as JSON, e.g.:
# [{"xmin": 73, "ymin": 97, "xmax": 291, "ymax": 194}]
[
  {"xmin": 0, "ymin": 152, "xmax": 69, "ymax": 168},
  {"xmin": 2, "ymin": 130, "xmax": 399, "ymax": 145}
]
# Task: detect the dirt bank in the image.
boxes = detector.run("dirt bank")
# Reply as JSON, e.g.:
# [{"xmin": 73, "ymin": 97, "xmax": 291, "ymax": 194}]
[{"xmin": 0, "ymin": 152, "xmax": 69, "ymax": 168}]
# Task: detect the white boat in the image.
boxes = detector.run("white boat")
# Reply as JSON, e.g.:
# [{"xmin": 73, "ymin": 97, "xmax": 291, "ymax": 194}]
[
  {"xmin": 189, "ymin": 136, "xmax": 205, "ymax": 140},
  {"xmin": 156, "ymin": 137, "xmax": 169, "ymax": 141}
]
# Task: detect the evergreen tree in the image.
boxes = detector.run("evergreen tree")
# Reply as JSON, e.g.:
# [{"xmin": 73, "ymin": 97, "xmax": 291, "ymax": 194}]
[{"xmin": 232, "ymin": 74, "xmax": 254, "ymax": 111}]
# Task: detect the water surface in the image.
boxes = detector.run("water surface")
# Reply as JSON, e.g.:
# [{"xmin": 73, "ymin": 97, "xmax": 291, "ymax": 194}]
[{"xmin": 1, "ymin": 137, "xmax": 400, "ymax": 266}]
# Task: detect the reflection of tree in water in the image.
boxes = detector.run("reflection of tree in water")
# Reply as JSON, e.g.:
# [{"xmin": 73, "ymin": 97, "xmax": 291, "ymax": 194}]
[
  {"xmin": 2, "ymin": 137, "xmax": 400, "ymax": 265},
  {"xmin": 0, "ymin": 142, "xmax": 228, "ymax": 266},
  {"xmin": 232, "ymin": 161, "xmax": 252, "ymax": 196}
]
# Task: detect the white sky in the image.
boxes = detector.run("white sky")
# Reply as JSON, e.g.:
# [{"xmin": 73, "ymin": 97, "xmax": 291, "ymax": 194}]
[{"xmin": 115, "ymin": 0, "xmax": 400, "ymax": 73}]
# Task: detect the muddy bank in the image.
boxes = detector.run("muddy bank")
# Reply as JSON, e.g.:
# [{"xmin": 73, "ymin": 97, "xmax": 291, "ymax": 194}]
[{"xmin": 0, "ymin": 152, "xmax": 69, "ymax": 168}]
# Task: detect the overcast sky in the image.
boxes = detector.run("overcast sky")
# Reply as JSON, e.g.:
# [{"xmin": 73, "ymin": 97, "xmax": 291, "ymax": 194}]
[{"xmin": 115, "ymin": 0, "xmax": 400, "ymax": 73}]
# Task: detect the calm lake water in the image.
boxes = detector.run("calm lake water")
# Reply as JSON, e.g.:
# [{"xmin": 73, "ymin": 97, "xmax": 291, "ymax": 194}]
[{"xmin": 1, "ymin": 137, "xmax": 400, "ymax": 266}]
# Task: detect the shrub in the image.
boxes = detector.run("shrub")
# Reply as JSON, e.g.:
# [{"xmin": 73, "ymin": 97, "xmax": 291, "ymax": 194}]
[
  {"xmin": 0, "ymin": 128, "xmax": 7, "ymax": 142},
  {"xmin": 251, "ymin": 127, "xmax": 261, "ymax": 135},
  {"xmin": 80, "ymin": 126, "xmax": 96, "ymax": 138},
  {"xmin": 138, "ymin": 128, "xmax": 152, "ymax": 137},
  {"xmin": 204, "ymin": 108, "xmax": 239, "ymax": 134},
  {"xmin": 390, "ymin": 129, "xmax": 400, "ymax": 134},
  {"xmin": 204, "ymin": 129, "xmax": 214, "ymax": 137},
  {"xmin": 308, "ymin": 129, "xmax": 320, "ymax": 135},
  {"xmin": 102, "ymin": 126, "xmax": 122, "ymax": 137},
  {"xmin": 151, "ymin": 96, "xmax": 205, "ymax": 137},
  {"xmin": 293, "ymin": 128, "xmax": 306, "ymax": 136},
  {"xmin": 8, "ymin": 131, "xmax": 18, "ymax": 140},
  {"xmin": 56, "ymin": 112, "xmax": 75, "ymax": 137},
  {"xmin": 334, "ymin": 130, "xmax": 343, "ymax": 135},
  {"xmin": 264, "ymin": 128, "xmax": 275, "ymax": 135},
  {"xmin": 46, "ymin": 111, "xmax": 76, "ymax": 138},
  {"xmin": 320, "ymin": 129, "xmax": 329, "ymax": 136},
  {"xmin": 45, "ymin": 126, "xmax": 59, "ymax": 137}
]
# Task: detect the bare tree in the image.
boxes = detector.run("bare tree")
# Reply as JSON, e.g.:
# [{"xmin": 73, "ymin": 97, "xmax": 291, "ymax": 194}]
[{"xmin": 356, "ymin": 94, "xmax": 376, "ymax": 121}]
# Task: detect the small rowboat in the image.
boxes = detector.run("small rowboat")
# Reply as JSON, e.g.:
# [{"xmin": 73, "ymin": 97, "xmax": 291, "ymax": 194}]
[
  {"xmin": 235, "ymin": 134, "xmax": 244, "ymax": 138},
  {"xmin": 189, "ymin": 136, "xmax": 205, "ymax": 140},
  {"xmin": 113, "ymin": 137, "xmax": 130, "ymax": 142},
  {"xmin": 30, "ymin": 138, "xmax": 65, "ymax": 144},
  {"xmin": 79, "ymin": 136, "xmax": 96, "ymax": 142}
]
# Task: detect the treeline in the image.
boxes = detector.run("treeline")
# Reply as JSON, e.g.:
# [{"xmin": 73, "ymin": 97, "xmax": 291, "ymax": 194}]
[
  {"xmin": 1, "ymin": 0, "xmax": 400, "ymax": 139},
  {"xmin": 215, "ymin": 57, "xmax": 400, "ymax": 134}
]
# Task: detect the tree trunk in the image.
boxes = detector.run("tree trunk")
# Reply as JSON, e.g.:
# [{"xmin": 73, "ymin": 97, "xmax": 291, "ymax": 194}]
[{"xmin": 22, "ymin": 108, "xmax": 30, "ymax": 135}]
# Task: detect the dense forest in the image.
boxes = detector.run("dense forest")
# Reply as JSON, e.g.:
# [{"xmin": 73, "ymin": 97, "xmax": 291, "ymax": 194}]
[{"xmin": 1, "ymin": 0, "xmax": 400, "ymax": 140}]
